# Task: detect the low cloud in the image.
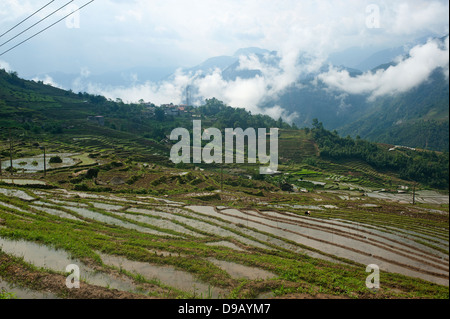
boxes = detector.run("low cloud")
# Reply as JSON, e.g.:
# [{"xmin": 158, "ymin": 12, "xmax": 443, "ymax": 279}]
[
  {"xmin": 72, "ymin": 35, "xmax": 449, "ymax": 124},
  {"xmin": 86, "ymin": 51, "xmax": 311, "ymax": 124},
  {"xmin": 87, "ymin": 68, "xmax": 191, "ymax": 105},
  {"xmin": 31, "ymin": 74, "xmax": 62, "ymax": 89},
  {"xmin": 317, "ymin": 36, "xmax": 449, "ymax": 101},
  {"xmin": 0, "ymin": 60, "xmax": 12, "ymax": 72}
]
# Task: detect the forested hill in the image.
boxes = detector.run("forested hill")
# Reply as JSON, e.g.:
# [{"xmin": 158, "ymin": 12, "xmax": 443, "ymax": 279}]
[
  {"xmin": 338, "ymin": 69, "xmax": 449, "ymax": 152},
  {"xmin": 311, "ymin": 120, "xmax": 449, "ymax": 189},
  {"xmin": 1, "ymin": 67, "xmax": 448, "ymax": 190},
  {"xmin": 0, "ymin": 68, "xmax": 290, "ymax": 139}
]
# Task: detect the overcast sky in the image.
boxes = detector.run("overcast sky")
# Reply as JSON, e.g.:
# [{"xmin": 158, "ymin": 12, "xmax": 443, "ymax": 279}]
[
  {"xmin": 1, "ymin": 0, "xmax": 448, "ymax": 76},
  {"xmin": 0, "ymin": 0, "xmax": 448, "ymax": 120}
]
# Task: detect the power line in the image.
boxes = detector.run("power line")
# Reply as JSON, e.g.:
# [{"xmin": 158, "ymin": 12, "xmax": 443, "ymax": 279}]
[
  {"xmin": 0, "ymin": 0, "xmax": 76, "ymax": 49},
  {"xmin": 0, "ymin": 1, "xmax": 56, "ymax": 39},
  {"xmin": 0, "ymin": 1, "xmax": 95, "ymax": 58}
]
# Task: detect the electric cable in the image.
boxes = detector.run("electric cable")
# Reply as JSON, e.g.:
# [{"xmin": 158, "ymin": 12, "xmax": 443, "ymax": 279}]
[
  {"xmin": 0, "ymin": 1, "xmax": 56, "ymax": 39},
  {"xmin": 0, "ymin": 0, "xmax": 76, "ymax": 49},
  {"xmin": 0, "ymin": 0, "xmax": 94, "ymax": 57}
]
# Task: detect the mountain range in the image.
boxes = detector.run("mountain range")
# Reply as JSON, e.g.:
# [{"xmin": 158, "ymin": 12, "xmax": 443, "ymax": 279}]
[{"xmin": 26, "ymin": 36, "xmax": 450, "ymax": 152}]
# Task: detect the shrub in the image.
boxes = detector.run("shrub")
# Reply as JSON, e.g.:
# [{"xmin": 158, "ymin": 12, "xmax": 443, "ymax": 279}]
[
  {"xmin": 49, "ymin": 156, "xmax": 63, "ymax": 163},
  {"xmin": 74, "ymin": 183, "xmax": 89, "ymax": 191},
  {"xmin": 86, "ymin": 167, "xmax": 99, "ymax": 179}
]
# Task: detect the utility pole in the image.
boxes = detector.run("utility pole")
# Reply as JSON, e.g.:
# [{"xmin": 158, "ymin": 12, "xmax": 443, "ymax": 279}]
[
  {"xmin": 220, "ymin": 163, "xmax": 223, "ymax": 191},
  {"xmin": 185, "ymin": 85, "xmax": 190, "ymax": 106},
  {"xmin": 40, "ymin": 146, "xmax": 46, "ymax": 177},
  {"xmin": 9, "ymin": 127, "xmax": 13, "ymax": 176},
  {"xmin": 412, "ymin": 182, "xmax": 416, "ymax": 205},
  {"xmin": 0, "ymin": 126, "xmax": 20, "ymax": 176}
]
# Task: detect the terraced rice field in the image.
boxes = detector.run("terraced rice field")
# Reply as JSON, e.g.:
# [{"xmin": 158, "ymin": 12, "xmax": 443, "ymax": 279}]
[{"xmin": 0, "ymin": 184, "xmax": 448, "ymax": 299}]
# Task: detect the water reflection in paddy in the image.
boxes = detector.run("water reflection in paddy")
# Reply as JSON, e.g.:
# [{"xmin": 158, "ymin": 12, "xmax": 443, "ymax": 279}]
[
  {"xmin": 99, "ymin": 252, "xmax": 228, "ymax": 298},
  {"xmin": 0, "ymin": 237, "xmax": 145, "ymax": 294}
]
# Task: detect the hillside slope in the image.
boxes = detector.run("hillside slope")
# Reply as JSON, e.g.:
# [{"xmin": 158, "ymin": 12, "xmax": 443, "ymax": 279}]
[
  {"xmin": 338, "ymin": 69, "xmax": 449, "ymax": 151},
  {"xmin": 1, "ymin": 68, "xmax": 448, "ymax": 191}
]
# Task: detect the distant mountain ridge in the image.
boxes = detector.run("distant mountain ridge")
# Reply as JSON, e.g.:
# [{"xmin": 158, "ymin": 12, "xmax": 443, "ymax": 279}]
[
  {"xmin": 24, "ymin": 35, "xmax": 450, "ymax": 151},
  {"xmin": 181, "ymin": 38, "xmax": 449, "ymax": 151}
]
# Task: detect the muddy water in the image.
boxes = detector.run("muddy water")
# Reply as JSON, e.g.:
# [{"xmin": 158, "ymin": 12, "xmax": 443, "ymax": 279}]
[
  {"xmin": 326, "ymin": 218, "xmax": 449, "ymax": 255},
  {"xmin": 30, "ymin": 204, "xmax": 83, "ymax": 222},
  {"xmin": 256, "ymin": 210, "xmax": 448, "ymax": 260},
  {"xmin": 184, "ymin": 206, "xmax": 350, "ymax": 263},
  {"xmin": 0, "ymin": 153, "xmax": 78, "ymax": 173},
  {"xmin": 137, "ymin": 196, "xmax": 184, "ymax": 206},
  {"xmin": 0, "ymin": 201, "xmax": 31, "ymax": 214},
  {"xmin": 91, "ymin": 202, "xmax": 124, "ymax": 211},
  {"xmin": 113, "ymin": 212, "xmax": 205, "ymax": 237},
  {"xmin": 98, "ymin": 252, "xmax": 229, "ymax": 298},
  {"xmin": 269, "ymin": 204, "xmax": 324, "ymax": 211},
  {"xmin": 205, "ymin": 241, "xmax": 246, "ymax": 251},
  {"xmin": 206, "ymin": 258, "xmax": 276, "ymax": 280},
  {"xmin": 66, "ymin": 207, "xmax": 178, "ymax": 237},
  {"xmin": 0, "ymin": 188, "xmax": 35, "ymax": 201},
  {"xmin": 367, "ymin": 190, "xmax": 449, "ymax": 205},
  {"xmin": 195, "ymin": 207, "xmax": 449, "ymax": 285},
  {"xmin": 129, "ymin": 207, "xmax": 271, "ymax": 250},
  {"xmin": 46, "ymin": 199, "xmax": 89, "ymax": 208},
  {"xmin": 0, "ymin": 237, "xmax": 144, "ymax": 294},
  {"xmin": 187, "ymin": 206, "xmax": 448, "ymax": 284},
  {"xmin": 0, "ymin": 278, "xmax": 59, "ymax": 299},
  {"xmin": 185, "ymin": 206, "xmax": 348, "ymax": 264},
  {"xmin": 0, "ymin": 179, "xmax": 47, "ymax": 186},
  {"xmin": 245, "ymin": 210, "xmax": 448, "ymax": 269},
  {"xmin": 252, "ymin": 209, "xmax": 448, "ymax": 256}
]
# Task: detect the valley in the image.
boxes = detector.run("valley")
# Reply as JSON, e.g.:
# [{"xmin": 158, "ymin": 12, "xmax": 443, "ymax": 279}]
[
  {"xmin": 0, "ymin": 124, "xmax": 448, "ymax": 299},
  {"xmin": 0, "ymin": 59, "xmax": 448, "ymax": 300}
]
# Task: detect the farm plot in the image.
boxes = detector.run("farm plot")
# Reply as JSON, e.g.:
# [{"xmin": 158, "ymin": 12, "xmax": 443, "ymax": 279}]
[{"xmin": 0, "ymin": 185, "xmax": 448, "ymax": 299}]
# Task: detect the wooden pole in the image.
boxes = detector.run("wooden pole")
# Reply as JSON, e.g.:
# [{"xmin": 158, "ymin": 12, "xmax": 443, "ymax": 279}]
[
  {"xmin": 43, "ymin": 146, "xmax": 46, "ymax": 177},
  {"xmin": 9, "ymin": 128, "xmax": 13, "ymax": 176},
  {"xmin": 220, "ymin": 163, "xmax": 223, "ymax": 191},
  {"xmin": 412, "ymin": 182, "xmax": 416, "ymax": 205}
]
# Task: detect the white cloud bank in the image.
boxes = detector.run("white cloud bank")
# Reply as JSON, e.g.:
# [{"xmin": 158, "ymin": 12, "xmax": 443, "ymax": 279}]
[
  {"xmin": 0, "ymin": 60, "xmax": 12, "ymax": 72},
  {"xmin": 317, "ymin": 36, "xmax": 449, "ymax": 100},
  {"xmin": 31, "ymin": 74, "xmax": 63, "ymax": 89},
  {"xmin": 86, "ymin": 51, "xmax": 308, "ymax": 124},
  {"xmin": 84, "ymin": 36, "xmax": 449, "ymax": 123}
]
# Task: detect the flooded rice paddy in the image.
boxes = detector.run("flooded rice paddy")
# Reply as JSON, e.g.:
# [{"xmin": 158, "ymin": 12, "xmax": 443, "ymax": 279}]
[
  {"xmin": 0, "ymin": 237, "xmax": 145, "ymax": 295},
  {"xmin": 0, "ymin": 184, "xmax": 448, "ymax": 299},
  {"xmin": 0, "ymin": 153, "xmax": 79, "ymax": 173}
]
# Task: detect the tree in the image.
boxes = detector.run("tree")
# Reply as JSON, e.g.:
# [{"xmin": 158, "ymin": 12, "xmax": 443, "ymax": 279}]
[
  {"xmin": 155, "ymin": 108, "xmax": 165, "ymax": 122},
  {"xmin": 49, "ymin": 156, "xmax": 62, "ymax": 163},
  {"xmin": 312, "ymin": 118, "xmax": 323, "ymax": 130}
]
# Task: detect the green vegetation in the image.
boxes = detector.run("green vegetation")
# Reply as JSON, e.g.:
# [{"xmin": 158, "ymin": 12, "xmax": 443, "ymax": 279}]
[
  {"xmin": 311, "ymin": 119, "xmax": 449, "ymax": 189},
  {"xmin": 0, "ymin": 67, "xmax": 448, "ymax": 300},
  {"xmin": 49, "ymin": 156, "xmax": 63, "ymax": 163},
  {"xmin": 0, "ymin": 288, "xmax": 16, "ymax": 299},
  {"xmin": 339, "ymin": 69, "xmax": 449, "ymax": 152},
  {"xmin": 0, "ymin": 185, "xmax": 448, "ymax": 299}
]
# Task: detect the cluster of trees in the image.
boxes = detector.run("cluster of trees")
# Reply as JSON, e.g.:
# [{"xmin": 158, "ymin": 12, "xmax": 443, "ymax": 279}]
[
  {"xmin": 77, "ymin": 94, "xmax": 293, "ymax": 139},
  {"xmin": 311, "ymin": 119, "xmax": 449, "ymax": 189},
  {"xmin": 197, "ymin": 98, "xmax": 292, "ymax": 130}
]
